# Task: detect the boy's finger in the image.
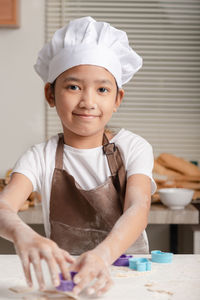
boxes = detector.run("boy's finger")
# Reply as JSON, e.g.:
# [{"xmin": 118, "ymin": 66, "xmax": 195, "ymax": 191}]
[
  {"xmin": 45, "ymin": 254, "xmax": 60, "ymax": 287},
  {"xmin": 20, "ymin": 254, "xmax": 32, "ymax": 288},
  {"xmin": 30, "ymin": 252, "xmax": 45, "ymax": 290},
  {"xmin": 61, "ymin": 249, "xmax": 75, "ymax": 263},
  {"xmin": 54, "ymin": 251, "xmax": 71, "ymax": 280},
  {"xmin": 73, "ymin": 269, "xmax": 97, "ymax": 295},
  {"xmin": 97, "ymin": 278, "xmax": 114, "ymax": 296},
  {"xmin": 87, "ymin": 272, "xmax": 106, "ymax": 294}
]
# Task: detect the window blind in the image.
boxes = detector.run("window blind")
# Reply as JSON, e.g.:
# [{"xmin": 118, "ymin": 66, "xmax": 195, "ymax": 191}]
[{"xmin": 45, "ymin": 0, "xmax": 200, "ymax": 163}]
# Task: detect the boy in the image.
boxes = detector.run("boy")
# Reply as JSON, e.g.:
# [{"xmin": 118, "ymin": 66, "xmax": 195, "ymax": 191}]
[{"xmin": 0, "ymin": 17, "xmax": 156, "ymax": 296}]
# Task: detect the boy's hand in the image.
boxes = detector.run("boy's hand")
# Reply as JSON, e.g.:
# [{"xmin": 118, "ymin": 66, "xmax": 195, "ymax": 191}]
[
  {"xmin": 71, "ymin": 250, "xmax": 113, "ymax": 296},
  {"xmin": 13, "ymin": 228, "xmax": 75, "ymax": 291}
]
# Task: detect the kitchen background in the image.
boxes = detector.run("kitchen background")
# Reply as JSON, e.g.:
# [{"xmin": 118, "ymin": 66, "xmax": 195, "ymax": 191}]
[{"xmin": 0, "ymin": 0, "xmax": 200, "ymax": 253}]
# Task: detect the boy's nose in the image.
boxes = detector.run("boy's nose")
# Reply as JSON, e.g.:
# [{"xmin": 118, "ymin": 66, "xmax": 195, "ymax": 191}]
[{"xmin": 79, "ymin": 90, "xmax": 97, "ymax": 109}]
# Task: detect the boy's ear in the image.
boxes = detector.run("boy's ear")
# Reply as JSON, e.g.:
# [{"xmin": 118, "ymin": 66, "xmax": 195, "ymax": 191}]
[
  {"xmin": 114, "ymin": 88, "xmax": 124, "ymax": 112},
  {"xmin": 44, "ymin": 83, "xmax": 55, "ymax": 107}
]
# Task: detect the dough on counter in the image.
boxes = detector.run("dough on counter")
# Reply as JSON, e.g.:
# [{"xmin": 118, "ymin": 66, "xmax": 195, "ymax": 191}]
[
  {"xmin": 23, "ymin": 297, "xmax": 47, "ymax": 300},
  {"xmin": 9, "ymin": 286, "xmax": 79, "ymax": 300},
  {"xmin": 9, "ymin": 286, "xmax": 34, "ymax": 293},
  {"xmin": 147, "ymin": 287, "xmax": 173, "ymax": 296},
  {"xmin": 43, "ymin": 289, "xmax": 79, "ymax": 299}
]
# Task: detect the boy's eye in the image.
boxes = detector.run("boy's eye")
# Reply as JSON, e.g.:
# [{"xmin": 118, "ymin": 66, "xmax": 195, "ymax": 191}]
[
  {"xmin": 98, "ymin": 87, "xmax": 108, "ymax": 93},
  {"xmin": 68, "ymin": 85, "xmax": 80, "ymax": 90}
]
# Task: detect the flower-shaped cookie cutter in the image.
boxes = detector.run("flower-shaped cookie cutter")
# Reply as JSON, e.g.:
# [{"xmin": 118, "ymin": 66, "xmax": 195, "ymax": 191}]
[
  {"xmin": 151, "ymin": 250, "xmax": 173, "ymax": 263},
  {"xmin": 129, "ymin": 257, "xmax": 151, "ymax": 272},
  {"xmin": 113, "ymin": 254, "xmax": 133, "ymax": 266},
  {"xmin": 56, "ymin": 271, "xmax": 77, "ymax": 292}
]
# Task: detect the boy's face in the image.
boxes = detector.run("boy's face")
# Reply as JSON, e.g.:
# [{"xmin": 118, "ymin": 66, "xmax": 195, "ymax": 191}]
[{"xmin": 45, "ymin": 65, "xmax": 124, "ymax": 142}]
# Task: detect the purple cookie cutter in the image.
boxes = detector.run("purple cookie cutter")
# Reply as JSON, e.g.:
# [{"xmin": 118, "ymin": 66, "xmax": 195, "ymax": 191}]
[
  {"xmin": 113, "ymin": 254, "xmax": 133, "ymax": 266},
  {"xmin": 56, "ymin": 271, "xmax": 77, "ymax": 292}
]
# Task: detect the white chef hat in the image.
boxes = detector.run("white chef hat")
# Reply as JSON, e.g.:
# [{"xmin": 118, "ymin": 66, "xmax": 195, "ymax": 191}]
[{"xmin": 34, "ymin": 16, "xmax": 142, "ymax": 88}]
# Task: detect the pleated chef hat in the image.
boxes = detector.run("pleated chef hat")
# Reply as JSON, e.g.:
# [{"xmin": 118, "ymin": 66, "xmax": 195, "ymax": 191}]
[{"xmin": 34, "ymin": 16, "xmax": 142, "ymax": 88}]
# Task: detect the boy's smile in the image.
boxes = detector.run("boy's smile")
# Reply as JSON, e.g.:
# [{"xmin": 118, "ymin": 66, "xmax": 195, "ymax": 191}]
[
  {"xmin": 45, "ymin": 65, "xmax": 124, "ymax": 148},
  {"xmin": 73, "ymin": 113, "xmax": 100, "ymax": 119}
]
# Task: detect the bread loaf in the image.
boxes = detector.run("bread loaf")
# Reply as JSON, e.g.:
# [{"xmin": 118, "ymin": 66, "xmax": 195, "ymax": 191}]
[
  {"xmin": 157, "ymin": 153, "xmax": 200, "ymax": 176},
  {"xmin": 153, "ymin": 160, "xmax": 183, "ymax": 179},
  {"xmin": 175, "ymin": 181, "xmax": 200, "ymax": 190},
  {"xmin": 174, "ymin": 175, "xmax": 200, "ymax": 182}
]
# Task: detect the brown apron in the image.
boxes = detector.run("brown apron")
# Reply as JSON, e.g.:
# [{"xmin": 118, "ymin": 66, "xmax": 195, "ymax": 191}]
[{"xmin": 49, "ymin": 133, "xmax": 148, "ymax": 255}]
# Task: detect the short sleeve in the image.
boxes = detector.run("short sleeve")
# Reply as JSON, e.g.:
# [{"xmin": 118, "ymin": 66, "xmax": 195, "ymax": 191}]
[
  {"xmin": 113, "ymin": 130, "xmax": 157, "ymax": 195},
  {"xmin": 126, "ymin": 138, "xmax": 156, "ymax": 194},
  {"xmin": 12, "ymin": 145, "xmax": 44, "ymax": 192}
]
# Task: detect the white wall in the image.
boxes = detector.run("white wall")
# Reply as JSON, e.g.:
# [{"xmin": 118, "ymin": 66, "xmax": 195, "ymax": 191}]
[{"xmin": 0, "ymin": 0, "xmax": 45, "ymax": 177}]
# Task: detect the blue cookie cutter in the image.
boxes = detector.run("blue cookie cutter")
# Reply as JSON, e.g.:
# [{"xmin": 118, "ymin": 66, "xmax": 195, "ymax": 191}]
[
  {"xmin": 151, "ymin": 250, "xmax": 173, "ymax": 263},
  {"xmin": 113, "ymin": 254, "xmax": 133, "ymax": 266},
  {"xmin": 129, "ymin": 257, "xmax": 151, "ymax": 272},
  {"xmin": 56, "ymin": 271, "xmax": 77, "ymax": 292}
]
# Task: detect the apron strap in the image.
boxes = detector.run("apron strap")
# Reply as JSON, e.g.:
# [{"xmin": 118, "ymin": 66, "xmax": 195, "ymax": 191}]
[
  {"xmin": 55, "ymin": 133, "xmax": 64, "ymax": 169},
  {"xmin": 103, "ymin": 133, "xmax": 126, "ymax": 206}
]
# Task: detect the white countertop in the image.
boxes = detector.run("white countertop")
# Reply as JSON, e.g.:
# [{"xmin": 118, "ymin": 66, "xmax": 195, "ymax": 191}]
[
  {"xmin": 18, "ymin": 203, "xmax": 199, "ymax": 225},
  {"xmin": 0, "ymin": 254, "xmax": 200, "ymax": 300}
]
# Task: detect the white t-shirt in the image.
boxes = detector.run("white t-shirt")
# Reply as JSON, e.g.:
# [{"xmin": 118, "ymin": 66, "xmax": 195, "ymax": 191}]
[{"xmin": 13, "ymin": 129, "xmax": 156, "ymax": 238}]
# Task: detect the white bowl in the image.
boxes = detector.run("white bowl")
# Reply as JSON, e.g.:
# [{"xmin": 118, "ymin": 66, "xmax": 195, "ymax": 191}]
[{"xmin": 158, "ymin": 188, "xmax": 194, "ymax": 210}]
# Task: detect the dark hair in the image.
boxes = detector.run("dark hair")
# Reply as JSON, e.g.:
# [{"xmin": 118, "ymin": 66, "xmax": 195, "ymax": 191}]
[{"xmin": 50, "ymin": 79, "xmax": 56, "ymax": 94}]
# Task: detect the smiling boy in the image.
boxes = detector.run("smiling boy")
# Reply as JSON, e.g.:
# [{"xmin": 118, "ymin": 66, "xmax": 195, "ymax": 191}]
[{"xmin": 0, "ymin": 17, "xmax": 156, "ymax": 296}]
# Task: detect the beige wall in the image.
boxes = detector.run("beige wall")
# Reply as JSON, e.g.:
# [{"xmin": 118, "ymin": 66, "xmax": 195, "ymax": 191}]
[{"xmin": 0, "ymin": 0, "xmax": 45, "ymax": 177}]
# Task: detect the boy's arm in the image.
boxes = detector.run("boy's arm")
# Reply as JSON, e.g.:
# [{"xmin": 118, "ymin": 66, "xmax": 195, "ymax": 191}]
[
  {"xmin": 95, "ymin": 173, "xmax": 151, "ymax": 259},
  {"xmin": 0, "ymin": 173, "xmax": 74, "ymax": 290},
  {"xmin": 71, "ymin": 174, "xmax": 151, "ymax": 296},
  {"xmin": 0, "ymin": 173, "xmax": 33, "ymax": 240}
]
